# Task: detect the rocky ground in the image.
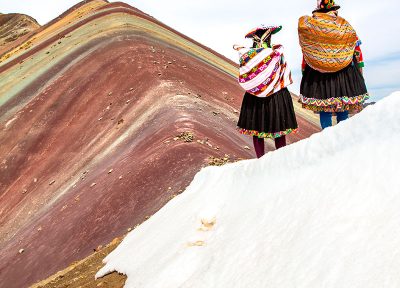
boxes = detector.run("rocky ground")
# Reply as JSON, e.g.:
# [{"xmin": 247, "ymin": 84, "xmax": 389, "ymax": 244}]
[{"xmin": 31, "ymin": 236, "xmax": 126, "ymax": 288}]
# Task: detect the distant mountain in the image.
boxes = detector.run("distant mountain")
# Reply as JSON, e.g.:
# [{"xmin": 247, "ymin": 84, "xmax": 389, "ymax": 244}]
[
  {"xmin": 0, "ymin": 1, "xmax": 320, "ymax": 287},
  {"xmin": 0, "ymin": 13, "xmax": 40, "ymax": 54}
]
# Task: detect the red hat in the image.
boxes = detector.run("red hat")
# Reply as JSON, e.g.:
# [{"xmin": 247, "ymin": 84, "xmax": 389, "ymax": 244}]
[{"xmin": 245, "ymin": 25, "xmax": 282, "ymax": 39}]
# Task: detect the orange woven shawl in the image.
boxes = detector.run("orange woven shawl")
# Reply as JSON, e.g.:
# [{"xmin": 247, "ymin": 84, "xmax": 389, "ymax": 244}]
[{"xmin": 298, "ymin": 11, "xmax": 358, "ymax": 73}]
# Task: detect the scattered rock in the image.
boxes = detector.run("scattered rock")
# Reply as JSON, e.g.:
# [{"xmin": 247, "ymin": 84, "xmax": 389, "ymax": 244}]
[
  {"xmin": 233, "ymin": 109, "xmax": 239, "ymax": 114},
  {"xmin": 129, "ymin": 87, "xmax": 134, "ymax": 91},
  {"xmin": 18, "ymin": 249, "xmax": 24, "ymax": 254},
  {"xmin": 127, "ymin": 227, "xmax": 132, "ymax": 232},
  {"xmin": 49, "ymin": 180, "xmax": 56, "ymax": 185},
  {"xmin": 208, "ymin": 155, "xmax": 230, "ymax": 166},
  {"xmin": 98, "ymin": 117, "xmax": 102, "ymax": 121},
  {"xmin": 182, "ymin": 65, "xmax": 187, "ymax": 69},
  {"xmin": 22, "ymin": 189, "xmax": 27, "ymax": 194},
  {"xmin": 167, "ymin": 61, "xmax": 172, "ymax": 64},
  {"xmin": 157, "ymin": 72, "xmax": 162, "ymax": 76},
  {"xmin": 108, "ymin": 92, "xmax": 112, "ymax": 96},
  {"xmin": 108, "ymin": 169, "xmax": 113, "ymax": 174},
  {"xmin": 33, "ymin": 178, "xmax": 38, "ymax": 183},
  {"xmin": 244, "ymin": 146, "xmax": 251, "ymax": 150},
  {"xmin": 126, "ymin": 100, "xmax": 131, "ymax": 104},
  {"xmin": 119, "ymin": 176, "xmax": 123, "ymax": 180},
  {"xmin": 212, "ymin": 111, "xmax": 220, "ymax": 116},
  {"xmin": 176, "ymin": 131, "xmax": 194, "ymax": 142},
  {"xmin": 117, "ymin": 119, "xmax": 124, "ymax": 125},
  {"xmin": 90, "ymin": 183, "xmax": 96, "ymax": 188}
]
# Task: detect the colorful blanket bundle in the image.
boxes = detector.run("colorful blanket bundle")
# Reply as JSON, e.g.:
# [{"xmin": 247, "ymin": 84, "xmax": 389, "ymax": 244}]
[
  {"xmin": 298, "ymin": 11, "xmax": 358, "ymax": 73},
  {"xmin": 237, "ymin": 45, "xmax": 292, "ymax": 97}
]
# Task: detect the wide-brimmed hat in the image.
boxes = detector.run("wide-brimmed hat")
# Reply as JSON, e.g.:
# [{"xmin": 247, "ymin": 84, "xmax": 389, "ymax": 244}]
[
  {"xmin": 313, "ymin": 0, "xmax": 340, "ymax": 13},
  {"xmin": 245, "ymin": 25, "xmax": 282, "ymax": 39}
]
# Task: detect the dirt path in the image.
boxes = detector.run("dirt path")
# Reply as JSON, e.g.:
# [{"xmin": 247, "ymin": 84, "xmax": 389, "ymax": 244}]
[{"xmin": 31, "ymin": 237, "xmax": 126, "ymax": 288}]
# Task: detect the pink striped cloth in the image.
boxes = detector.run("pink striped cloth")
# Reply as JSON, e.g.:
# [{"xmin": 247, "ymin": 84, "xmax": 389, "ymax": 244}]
[{"xmin": 237, "ymin": 45, "xmax": 292, "ymax": 97}]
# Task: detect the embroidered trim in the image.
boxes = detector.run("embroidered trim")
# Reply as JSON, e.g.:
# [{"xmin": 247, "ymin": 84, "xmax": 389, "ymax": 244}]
[
  {"xmin": 238, "ymin": 128, "xmax": 298, "ymax": 139},
  {"xmin": 299, "ymin": 93, "xmax": 369, "ymax": 112},
  {"xmin": 239, "ymin": 53, "xmax": 275, "ymax": 82},
  {"xmin": 239, "ymin": 48, "xmax": 264, "ymax": 65}
]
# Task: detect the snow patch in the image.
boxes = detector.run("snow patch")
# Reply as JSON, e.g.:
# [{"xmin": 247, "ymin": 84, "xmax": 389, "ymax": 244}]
[{"xmin": 97, "ymin": 92, "xmax": 400, "ymax": 288}]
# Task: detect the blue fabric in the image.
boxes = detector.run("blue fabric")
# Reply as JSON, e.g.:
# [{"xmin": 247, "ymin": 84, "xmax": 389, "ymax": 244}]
[
  {"xmin": 319, "ymin": 112, "xmax": 332, "ymax": 129},
  {"xmin": 319, "ymin": 111, "xmax": 349, "ymax": 129},
  {"xmin": 337, "ymin": 111, "xmax": 349, "ymax": 123}
]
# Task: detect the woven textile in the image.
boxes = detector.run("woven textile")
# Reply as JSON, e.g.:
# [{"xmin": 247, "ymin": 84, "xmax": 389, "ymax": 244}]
[
  {"xmin": 298, "ymin": 11, "xmax": 358, "ymax": 73},
  {"xmin": 237, "ymin": 45, "xmax": 292, "ymax": 97}
]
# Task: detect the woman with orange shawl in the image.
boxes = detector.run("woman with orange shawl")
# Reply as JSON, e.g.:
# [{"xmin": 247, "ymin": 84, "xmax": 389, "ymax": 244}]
[{"xmin": 298, "ymin": 0, "xmax": 368, "ymax": 129}]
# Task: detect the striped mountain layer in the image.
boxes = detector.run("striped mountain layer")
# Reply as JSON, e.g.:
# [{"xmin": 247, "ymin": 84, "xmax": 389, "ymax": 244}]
[
  {"xmin": 0, "ymin": 13, "xmax": 40, "ymax": 56},
  {"xmin": 0, "ymin": 1, "xmax": 320, "ymax": 287}
]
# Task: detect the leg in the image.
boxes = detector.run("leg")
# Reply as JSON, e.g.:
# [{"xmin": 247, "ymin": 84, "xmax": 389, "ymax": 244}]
[
  {"xmin": 319, "ymin": 111, "xmax": 333, "ymax": 129},
  {"xmin": 252, "ymin": 136, "xmax": 265, "ymax": 158},
  {"xmin": 274, "ymin": 135, "xmax": 286, "ymax": 150},
  {"xmin": 336, "ymin": 111, "xmax": 349, "ymax": 123}
]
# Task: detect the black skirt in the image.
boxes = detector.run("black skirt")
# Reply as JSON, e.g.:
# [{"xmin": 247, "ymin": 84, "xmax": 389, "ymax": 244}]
[
  {"xmin": 299, "ymin": 63, "xmax": 369, "ymax": 112},
  {"xmin": 237, "ymin": 88, "xmax": 298, "ymax": 138}
]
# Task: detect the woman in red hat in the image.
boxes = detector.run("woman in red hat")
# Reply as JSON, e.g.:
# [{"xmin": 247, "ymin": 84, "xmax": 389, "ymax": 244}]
[
  {"xmin": 235, "ymin": 25, "xmax": 298, "ymax": 158},
  {"xmin": 298, "ymin": 0, "xmax": 368, "ymax": 129}
]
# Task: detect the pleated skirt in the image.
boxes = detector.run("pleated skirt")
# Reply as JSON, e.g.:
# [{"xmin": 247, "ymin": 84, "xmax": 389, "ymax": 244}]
[
  {"xmin": 299, "ymin": 63, "xmax": 369, "ymax": 112},
  {"xmin": 237, "ymin": 87, "xmax": 298, "ymax": 139}
]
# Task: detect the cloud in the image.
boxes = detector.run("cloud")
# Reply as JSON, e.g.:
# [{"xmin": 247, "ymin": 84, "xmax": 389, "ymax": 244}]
[{"xmin": 0, "ymin": 0, "xmax": 82, "ymax": 24}]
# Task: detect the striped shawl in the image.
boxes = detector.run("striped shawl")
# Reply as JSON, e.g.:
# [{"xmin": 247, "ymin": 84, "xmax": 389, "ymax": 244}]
[
  {"xmin": 298, "ymin": 11, "xmax": 358, "ymax": 73},
  {"xmin": 238, "ymin": 45, "xmax": 292, "ymax": 97}
]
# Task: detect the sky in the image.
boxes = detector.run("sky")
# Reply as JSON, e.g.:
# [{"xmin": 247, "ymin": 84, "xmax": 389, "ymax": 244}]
[{"xmin": 0, "ymin": 0, "xmax": 399, "ymax": 101}]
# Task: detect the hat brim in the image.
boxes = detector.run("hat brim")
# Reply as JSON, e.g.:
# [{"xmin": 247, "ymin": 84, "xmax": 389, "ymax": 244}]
[
  {"xmin": 245, "ymin": 25, "xmax": 282, "ymax": 38},
  {"xmin": 313, "ymin": 5, "xmax": 340, "ymax": 13}
]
